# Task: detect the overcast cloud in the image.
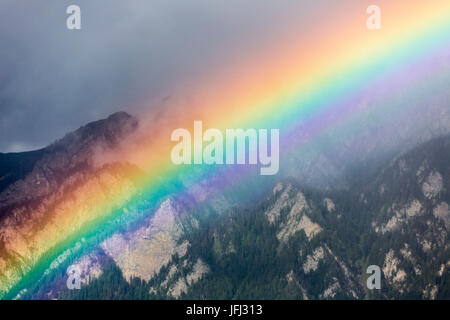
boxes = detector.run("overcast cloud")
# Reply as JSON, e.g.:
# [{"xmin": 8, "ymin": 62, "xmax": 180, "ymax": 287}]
[{"xmin": 0, "ymin": 0, "xmax": 333, "ymax": 152}]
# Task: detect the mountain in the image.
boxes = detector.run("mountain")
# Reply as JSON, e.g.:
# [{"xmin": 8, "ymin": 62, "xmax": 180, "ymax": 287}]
[
  {"xmin": 122, "ymin": 132, "xmax": 449, "ymax": 299},
  {"xmin": 0, "ymin": 111, "xmax": 138, "ymax": 213},
  {"xmin": 0, "ymin": 111, "xmax": 449, "ymax": 299},
  {"xmin": 0, "ymin": 112, "xmax": 141, "ymax": 297},
  {"xmin": 23, "ymin": 134, "xmax": 450, "ymax": 300}
]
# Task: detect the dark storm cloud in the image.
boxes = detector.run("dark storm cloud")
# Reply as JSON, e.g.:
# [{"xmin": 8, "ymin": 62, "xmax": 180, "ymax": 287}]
[{"xmin": 0, "ymin": 0, "xmax": 324, "ymax": 152}]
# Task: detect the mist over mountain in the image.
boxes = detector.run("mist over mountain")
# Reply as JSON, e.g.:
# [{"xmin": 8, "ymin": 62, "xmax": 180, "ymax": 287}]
[
  {"xmin": 0, "ymin": 107, "xmax": 449, "ymax": 299},
  {"xmin": 53, "ymin": 132, "xmax": 449, "ymax": 300}
]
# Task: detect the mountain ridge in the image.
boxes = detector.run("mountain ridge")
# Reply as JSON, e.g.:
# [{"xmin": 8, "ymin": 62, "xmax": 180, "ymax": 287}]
[
  {"xmin": 0, "ymin": 111, "xmax": 449, "ymax": 299},
  {"xmin": 19, "ymin": 133, "xmax": 450, "ymax": 300}
]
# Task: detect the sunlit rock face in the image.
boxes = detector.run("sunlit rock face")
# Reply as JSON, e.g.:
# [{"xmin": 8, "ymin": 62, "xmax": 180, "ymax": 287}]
[
  {"xmin": 265, "ymin": 185, "xmax": 323, "ymax": 243},
  {"xmin": 101, "ymin": 198, "xmax": 194, "ymax": 281}
]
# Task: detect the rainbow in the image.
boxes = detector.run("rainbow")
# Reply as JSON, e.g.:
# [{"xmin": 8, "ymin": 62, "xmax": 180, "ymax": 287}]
[{"xmin": 1, "ymin": 0, "xmax": 450, "ymax": 299}]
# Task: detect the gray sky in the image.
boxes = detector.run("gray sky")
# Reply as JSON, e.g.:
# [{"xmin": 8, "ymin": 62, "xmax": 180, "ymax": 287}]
[{"xmin": 0, "ymin": 0, "xmax": 332, "ymax": 152}]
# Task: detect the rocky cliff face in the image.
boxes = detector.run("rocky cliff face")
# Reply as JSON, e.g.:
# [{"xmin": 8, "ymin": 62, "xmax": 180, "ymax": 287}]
[
  {"xmin": 0, "ymin": 112, "xmax": 139, "ymax": 297},
  {"xmin": 362, "ymin": 135, "xmax": 450, "ymax": 298},
  {"xmin": 100, "ymin": 198, "xmax": 194, "ymax": 281},
  {"xmin": 0, "ymin": 112, "xmax": 137, "ymax": 213}
]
